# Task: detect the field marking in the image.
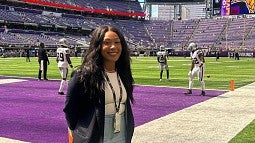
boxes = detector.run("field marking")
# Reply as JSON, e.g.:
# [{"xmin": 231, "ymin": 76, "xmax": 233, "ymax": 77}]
[
  {"xmin": 225, "ymin": 65, "xmax": 239, "ymax": 68},
  {"xmin": 0, "ymin": 137, "xmax": 30, "ymax": 143},
  {"xmin": 133, "ymin": 58, "xmax": 191, "ymax": 62},
  {"xmin": 208, "ymin": 62, "xmax": 221, "ymax": 64},
  {"xmin": 223, "ymin": 60, "xmax": 239, "ymax": 63},
  {"xmin": 132, "ymin": 82, "xmax": 255, "ymax": 143},
  {"xmin": 135, "ymin": 83, "xmax": 228, "ymax": 92},
  {"xmin": 0, "ymin": 79, "xmax": 27, "ymax": 84},
  {"xmin": 148, "ymin": 65, "xmax": 175, "ymax": 68}
]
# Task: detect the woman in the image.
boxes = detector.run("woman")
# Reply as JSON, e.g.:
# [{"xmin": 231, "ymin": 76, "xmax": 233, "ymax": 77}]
[{"xmin": 63, "ymin": 25, "xmax": 135, "ymax": 143}]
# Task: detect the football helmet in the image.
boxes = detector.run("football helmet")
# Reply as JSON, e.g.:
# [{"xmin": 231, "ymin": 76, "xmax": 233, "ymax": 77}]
[
  {"xmin": 59, "ymin": 38, "xmax": 69, "ymax": 47},
  {"xmin": 188, "ymin": 42, "xmax": 197, "ymax": 51}
]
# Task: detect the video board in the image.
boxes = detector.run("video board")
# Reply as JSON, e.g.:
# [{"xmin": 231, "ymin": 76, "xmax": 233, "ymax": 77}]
[
  {"xmin": 213, "ymin": 0, "xmax": 222, "ymax": 16},
  {"xmin": 230, "ymin": 0, "xmax": 254, "ymax": 15},
  {"xmin": 220, "ymin": 0, "xmax": 255, "ymax": 16}
]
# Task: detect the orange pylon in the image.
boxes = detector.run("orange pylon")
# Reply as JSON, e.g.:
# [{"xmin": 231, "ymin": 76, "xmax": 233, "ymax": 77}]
[{"xmin": 230, "ymin": 80, "xmax": 235, "ymax": 91}]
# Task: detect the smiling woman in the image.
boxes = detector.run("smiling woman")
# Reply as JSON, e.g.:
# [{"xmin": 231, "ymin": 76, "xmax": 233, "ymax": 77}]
[
  {"xmin": 63, "ymin": 25, "xmax": 135, "ymax": 143},
  {"xmin": 101, "ymin": 30, "xmax": 122, "ymax": 72}
]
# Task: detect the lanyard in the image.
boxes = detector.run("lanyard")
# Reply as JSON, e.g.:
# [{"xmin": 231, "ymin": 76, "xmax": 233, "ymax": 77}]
[{"xmin": 105, "ymin": 72, "xmax": 122, "ymax": 113}]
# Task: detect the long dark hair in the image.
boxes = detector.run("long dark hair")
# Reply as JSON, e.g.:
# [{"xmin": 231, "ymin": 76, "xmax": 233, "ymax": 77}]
[{"xmin": 77, "ymin": 25, "xmax": 134, "ymax": 103}]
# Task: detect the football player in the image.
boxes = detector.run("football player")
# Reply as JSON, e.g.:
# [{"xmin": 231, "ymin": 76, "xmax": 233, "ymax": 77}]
[
  {"xmin": 185, "ymin": 42, "xmax": 206, "ymax": 96},
  {"xmin": 157, "ymin": 50, "xmax": 170, "ymax": 81},
  {"xmin": 188, "ymin": 42, "xmax": 197, "ymax": 59},
  {"xmin": 56, "ymin": 38, "xmax": 73, "ymax": 95}
]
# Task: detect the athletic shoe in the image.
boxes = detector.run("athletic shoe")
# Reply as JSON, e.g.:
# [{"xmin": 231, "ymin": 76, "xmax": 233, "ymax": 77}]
[
  {"xmin": 58, "ymin": 92, "xmax": 64, "ymax": 95},
  {"xmin": 184, "ymin": 89, "xmax": 192, "ymax": 95},
  {"xmin": 200, "ymin": 91, "xmax": 206, "ymax": 96},
  {"xmin": 159, "ymin": 79, "xmax": 162, "ymax": 81}
]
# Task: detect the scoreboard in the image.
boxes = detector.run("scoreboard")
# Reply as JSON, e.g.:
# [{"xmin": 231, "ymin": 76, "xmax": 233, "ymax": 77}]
[{"xmin": 213, "ymin": 0, "xmax": 255, "ymax": 16}]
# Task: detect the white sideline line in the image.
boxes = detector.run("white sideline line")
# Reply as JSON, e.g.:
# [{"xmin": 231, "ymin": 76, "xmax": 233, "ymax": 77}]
[
  {"xmin": 0, "ymin": 79, "xmax": 27, "ymax": 84},
  {"xmin": 0, "ymin": 137, "xmax": 30, "ymax": 143}
]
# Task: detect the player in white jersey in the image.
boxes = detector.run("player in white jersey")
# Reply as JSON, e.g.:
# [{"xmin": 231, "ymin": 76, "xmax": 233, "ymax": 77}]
[
  {"xmin": 157, "ymin": 50, "xmax": 170, "ymax": 81},
  {"xmin": 185, "ymin": 42, "xmax": 206, "ymax": 96},
  {"xmin": 56, "ymin": 38, "xmax": 73, "ymax": 95},
  {"xmin": 188, "ymin": 42, "xmax": 197, "ymax": 59}
]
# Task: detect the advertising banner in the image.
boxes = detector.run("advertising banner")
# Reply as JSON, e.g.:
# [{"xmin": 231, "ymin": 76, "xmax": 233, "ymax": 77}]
[{"xmin": 221, "ymin": 0, "xmax": 230, "ymax": 16}]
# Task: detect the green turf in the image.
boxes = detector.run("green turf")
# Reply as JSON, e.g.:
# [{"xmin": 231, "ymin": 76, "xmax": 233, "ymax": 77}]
[
  {"xmin": 1, "ymin": 56, "xmax": 255, "ymax": 90},
  {"xmin": 0, "ymin": 56, "xmax": 254, "ymax": 142},
  {"xmin": 131, "ymin": 57, "xmax": 255, "ymax": 90},
  {"xmin": 229, "ymin": 119, "xmax": 255, "ymax": 143}
]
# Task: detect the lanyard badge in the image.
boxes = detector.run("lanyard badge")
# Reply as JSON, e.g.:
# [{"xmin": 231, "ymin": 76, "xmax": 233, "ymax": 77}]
[
  {"xmin": 114, "ymin": 112, "xmax": 121, "ymax": 133},
  {"xmin": 105, "ymin": 72, "xmax": 123, "ymax": 133}
]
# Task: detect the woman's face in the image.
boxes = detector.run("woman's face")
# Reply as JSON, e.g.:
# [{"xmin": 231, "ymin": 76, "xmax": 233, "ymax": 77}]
[{"xmin": 101, "ymin": 30, "xmax": 122, "ymax": 65}]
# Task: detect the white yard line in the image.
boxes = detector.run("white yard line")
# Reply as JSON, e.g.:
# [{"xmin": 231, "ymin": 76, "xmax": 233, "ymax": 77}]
[
  {"xmin": 0, "ymin": 137, "xmax": 30, "ymax": 143},
  {"xmin": 0, "ymin": 79, "xmax": 27, "ymax": 84}
]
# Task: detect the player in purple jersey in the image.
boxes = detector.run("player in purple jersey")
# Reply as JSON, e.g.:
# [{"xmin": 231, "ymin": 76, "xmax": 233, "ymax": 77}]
[{"xmin": 56, "ymin": 38, "xmax": 73, "ymax": 95}]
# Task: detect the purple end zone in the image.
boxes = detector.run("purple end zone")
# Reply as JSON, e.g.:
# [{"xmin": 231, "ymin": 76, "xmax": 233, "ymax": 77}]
[
  {"xmin": 0, "ymin": 77, "xmax": 226, "ymax": 143},
  {"xmin": 132, "ymin": 85, "xmax": 226, "ymax": 126},
  {"xmin": 0, "ymin": 78, "xmax": 67, "ymax": 143}
]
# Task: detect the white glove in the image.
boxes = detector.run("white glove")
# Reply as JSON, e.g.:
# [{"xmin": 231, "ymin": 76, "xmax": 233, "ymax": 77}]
[
  {"xmin": 199, "ymin": 62, "xmax": 204, "ymax": 67},
  {"xmin": 188, "ymin": 71, "xmax": 192, "ymax": 76}
]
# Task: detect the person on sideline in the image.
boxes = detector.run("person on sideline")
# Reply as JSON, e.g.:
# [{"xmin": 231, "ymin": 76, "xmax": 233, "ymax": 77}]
[
  {"xmin": 157, "ymin": 50, "xmax": 170, "ymax": 81},
  {"xmin": 63, "ymin": 25, "xmax": 135, "ymax": 143},
  {"xmin": 184, "ymin": 42, "xmax": 206, "ymax": 96},
  {"xmin": 37, "ymin": 42, "xmax": 49, "ymax": 80},
  {"xmin": 56, "ymin": 38, "xmax": 73, "ymax": 95},
  {"xmin": 216, "ymin": 50, "xmax": 220, "ymax": 61},
  {"xmin": 26, "ymin": 49, "xmax": 30, "ymax": 62}
]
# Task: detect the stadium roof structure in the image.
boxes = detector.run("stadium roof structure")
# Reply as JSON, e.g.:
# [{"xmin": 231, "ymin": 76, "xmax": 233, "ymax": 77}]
[
  {"xmin": 17, "ymin": 0, "xmax": 146, "ymax": 18},
  {"xmin": 144, "ymin": 0, "xmax": 205, "ymax": 4}
]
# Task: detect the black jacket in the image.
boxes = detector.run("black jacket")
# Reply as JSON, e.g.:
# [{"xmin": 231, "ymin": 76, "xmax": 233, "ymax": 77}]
[
  {"xmin": 38, "ymin": 48, "xmax": 49, "ymax": 62},
  {"xmin": 63, "ymin": 72, "xmax": 134, "ymax": 143}
]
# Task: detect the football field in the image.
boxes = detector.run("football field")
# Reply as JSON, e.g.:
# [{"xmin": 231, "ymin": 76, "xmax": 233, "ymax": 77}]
[
  {"xmin": 1, "ymin": 56, "xmax": 255, "ymax": 90},
  {"xmin": 0, "ymin": 56, "xmax": 254, "ymax": 142}
]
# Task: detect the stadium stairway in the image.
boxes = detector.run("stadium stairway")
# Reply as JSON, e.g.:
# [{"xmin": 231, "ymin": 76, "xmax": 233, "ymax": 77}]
[{"xmin": 132, "ymin": 82, "xmax": 255, "ymax": 143}]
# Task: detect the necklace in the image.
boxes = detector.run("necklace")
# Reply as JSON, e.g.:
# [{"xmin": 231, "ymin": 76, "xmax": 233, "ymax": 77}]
[
  {"xmin": 104, "ymin": 72, "xmax": 122, "ymax": 113},
  {"xmin": 104, "ymin": 72, "xmax": 122, "ymax": 133}
]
